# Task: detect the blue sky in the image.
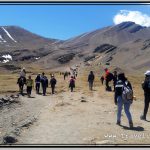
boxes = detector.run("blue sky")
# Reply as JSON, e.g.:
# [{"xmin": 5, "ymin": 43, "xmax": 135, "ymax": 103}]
[{"xmin": 0, "ymin": 5, "xmax": 150, "ymax": 40}]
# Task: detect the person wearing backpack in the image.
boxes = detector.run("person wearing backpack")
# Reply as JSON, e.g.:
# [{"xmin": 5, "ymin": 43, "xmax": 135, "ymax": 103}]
[
  {"xmin": 88, "ymin": 71, "xmax": 95, "ymax": 90},
  {"xmin": 104, "ymin": 68, "xmax": 114, "ymax": 91},
  {"xmin": 41, "ymin": 72, "xmax": 48, "ymax": 96},
  {"xmin": 17, "ymin": 76, "xmax": 26, "ymax": 95},
  {"xmin": 26, "ymin": 75, "xmax": 34, "ymax": 98},
  {"xmin": 50, "ymin": 75, "xmax": 57, "ymax": 94},
  {"xmin": 35, "ymin": 73, "xmax": 41, "ymax": 94},
  {"xmin": 69, "ymin": 76, "xmax": 75, "ymax": 92},
  {"xmin": 114, "ymin": 73, "xmax": 133, "ymax": 128},
  {"xmin": 140, "ymin": 70, "xmax": 150, "ymax": 120}
]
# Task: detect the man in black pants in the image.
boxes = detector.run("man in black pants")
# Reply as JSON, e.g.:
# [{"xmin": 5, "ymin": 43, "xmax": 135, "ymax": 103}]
[
  {"xmin": 35, "ymin": 73, "xmax": 41, "ymax": 94},
  {"xmin": 88, "ymin": 71, "xmax": 95, "ymax": 90},
  {"xmin": 50, "ymin": 75, "xmax": 57, "ymax": 94},
  {"xmin": 41, "ymin": 72, "xmax": 48, "ymax": 96},
  {"xmin": 141, "ymin": 70, "xmax": 150, "ymax": 120}
]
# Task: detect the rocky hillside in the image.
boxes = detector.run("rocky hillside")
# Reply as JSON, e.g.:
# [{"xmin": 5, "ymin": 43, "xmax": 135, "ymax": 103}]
[{"xmin": 0, "ymin": 22, "xmax": 150, "ymax": 73}]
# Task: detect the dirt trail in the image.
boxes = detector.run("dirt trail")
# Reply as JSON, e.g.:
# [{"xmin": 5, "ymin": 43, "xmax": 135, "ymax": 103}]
[{"xmin": 17, "ymin": 84, "xmax": 150, "ymax": 145}]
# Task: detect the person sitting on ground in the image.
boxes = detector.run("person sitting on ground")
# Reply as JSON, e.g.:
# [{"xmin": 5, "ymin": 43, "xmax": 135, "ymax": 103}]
[
  {"xmin": 140, "ymin": 70, "xmax": 150, "ymax": 121},
  {"xmin": 100, "ymin": 75, "xmax": 104, "ymax": 85},
  {"xmin": 17, "ymin": 76, "xmax": 26, "ymax": 95},
  {"xmin": 35, "ymin": 73, "xmax": 41, "ymax": 94},
  {"xmin": 69, "ymin": 76, "xmax": 75, "ymax": 92},
  {"xmin": 50, "ymin": 75, "xmax": 57, "ymax": 94},
  {"xmin": 88, "ymin": 71, "xmax": 95, "ymax": 90},
  {"xmin": 114, "ymin": 72, "xmax": 133, "ymax": 128},
  {"xmin": 26, "ymin": 75, "xmax": 34, "ymax": 98},
  {"xmin": 40, "ymin": 72, "xmax": 48, "ymax": 96}
]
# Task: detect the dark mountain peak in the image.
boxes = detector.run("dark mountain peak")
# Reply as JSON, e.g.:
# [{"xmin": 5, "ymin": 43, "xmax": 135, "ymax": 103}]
[{"xmin": 114, "ymin": 21, "xmax": 146, "ymax": 33}]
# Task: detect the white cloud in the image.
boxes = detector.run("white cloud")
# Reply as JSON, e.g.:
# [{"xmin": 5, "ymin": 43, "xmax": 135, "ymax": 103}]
[{"xmin": 113, "ymin": 10, "xmax": 150, "ymax": 27}]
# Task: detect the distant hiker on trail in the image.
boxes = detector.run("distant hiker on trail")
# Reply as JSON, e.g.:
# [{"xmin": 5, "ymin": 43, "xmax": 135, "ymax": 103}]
[
  {"xmin": 35, "ymin": 73, "xmax": 41, "ymax": 94},
  {"xmin": 140, "ymin": 70, "xmax": 150, "ymax": 121},
  {"xmin": 41, "ymin": 72, "xmax": 48, "ymax": 96},
  {"xmin": 26, "ymin": 75, "xmax": 34, "ymax": 98},
  {"xmin": 69, "ymin": 76, "xmax": 75, "ymax": 92},
  {"xmin": 113, "ymin": 71, "xmax": 118, "ymax": 91},
  {"xmin": 50, "ymin": 75, "xmax": 57, "ymax": 94},
  {"xmin": 104, "ymin": 68, "xmax": 114, "ymax": 91},
  {"xmin": 17, "ymin": 76, "xmax": 26, "ymax": 95},
  {"xmin": 100, "ymin": 75, "xmax": 104, "ymax": 85},
  {"xmin": 114, "ymin": 73, "xmax": 133, "ymax": 128},
  {"xmin": 20, "ymin": 67, "xmax": 26, "ymax": 78},
  {"xmin": 64, "ymin": 72, "xmax": 68, "ymax": 80},
  {"xmin": 88, "ymin": 71, "xmax": 95, "ymax": 90}
]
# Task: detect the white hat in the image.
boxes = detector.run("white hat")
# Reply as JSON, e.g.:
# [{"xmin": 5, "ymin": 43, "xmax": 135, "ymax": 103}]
[{"xmin": 144, "ymin": 70, "xmax": 150, "ymax": 76}]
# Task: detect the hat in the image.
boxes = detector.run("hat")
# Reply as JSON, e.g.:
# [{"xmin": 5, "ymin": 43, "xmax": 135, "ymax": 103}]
[{"xmin": 145, "ymin": 70, "xmax": 150, "ymax": 76}]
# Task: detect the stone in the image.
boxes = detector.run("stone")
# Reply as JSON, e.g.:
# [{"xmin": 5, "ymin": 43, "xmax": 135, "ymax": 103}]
[
  {"xmin": 3, "ymin": 135, "xmax": 17, "ymax": 144},
  {"xmin": 81, "ymin": 99, "xmax": 87, "ymax": 102}
]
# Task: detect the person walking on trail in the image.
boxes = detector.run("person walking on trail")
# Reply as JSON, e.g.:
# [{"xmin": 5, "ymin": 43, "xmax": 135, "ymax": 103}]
[
  {"xmin": 69, "ymin": 76, "xmax": 75, "ymax": 92},
  {"xmin": 20, "ymin": 67, "xmax": 26, "ymax": 78},
  {"xmin": 41, "ymin": 72, "xmax": 48, "ymax": 96},
  {"xmin": 17, "ymin": 76, "xmax": 26, "ymax": 96},
  {"xmin": 35, "ymin": 73, "xmax": 41, "ymax": 94},
  {"xmin": 50, "ymin": 75, "xmax": 57, "ymax": 94},
  {"xmin": 26, "ymin": 75, "xmax": 34, "ymax": 98},
  {"xmin": 113, "ymin": 71, "xmax": 118, "ymax": 91},
  {"xmin": 114, "ymin": 73, "xmax": 133, "ymax": 128},
  {"xmin": 100, "ymin": 75, "xmax": 104, "ymax": 85},
  {"xmin": 104, "ymin": 68, "xmax": 114, "ymax": 91},
  {"xmin": 140, "ymin": 70, "xmax": 150, "ymax": 121},
  {"xmin": 88, "ymin": 71, "xmax": 95, "ymax": 90}
]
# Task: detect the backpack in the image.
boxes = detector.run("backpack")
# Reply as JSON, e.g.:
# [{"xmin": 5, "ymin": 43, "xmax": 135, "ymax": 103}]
[
  {"xmin": 122, "ymin": 83, "xmax": 133, "ymax": 101},
  {"xmin": 106, "ymin": 73, "xmax": 114, "ymax": 82}
]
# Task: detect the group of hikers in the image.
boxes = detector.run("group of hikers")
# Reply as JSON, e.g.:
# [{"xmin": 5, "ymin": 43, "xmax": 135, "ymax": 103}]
[
  {"xmin": 17, "ymin": 67, "xmax": 150, "ymax": 129},
  {"xmin": 17, "ymin": 68, "xmax": 76, "ymax": 97},
  {"xmin": 88, "ymin": 68, "xmax": 150, "ymax": 128},
  {"xmin": 17, "ymin": 68, "xmax": 57, "ymax": 97}
]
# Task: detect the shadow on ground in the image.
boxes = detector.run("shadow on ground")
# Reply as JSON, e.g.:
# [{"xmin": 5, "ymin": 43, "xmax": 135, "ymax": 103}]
[{"xmin": 121, "ymin": 125, "xmax": 144, "ymax": 131}]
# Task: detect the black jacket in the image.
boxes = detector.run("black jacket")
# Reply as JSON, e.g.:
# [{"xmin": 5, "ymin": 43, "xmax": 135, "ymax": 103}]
[
  {"xmin": 114, "ymin": 80, "xmax": 132, "ymax": 104},
  {"xmin": 35, "ymin": 75, "xmax": 41, "ymax": 83},
  {"xmin": 41, "ymin": 76, "xmax": 48, "ymax": 87},
  {"xmin": 50, "ymin": 78, "xmax": 57, "ymax": 86},
  {"xmin": 142, "ymin": 80, "xmax": 150, "ymax": 96},
  {"xmin": 88, "ymin": 74, "xmax": 95, "ymax": 82}
]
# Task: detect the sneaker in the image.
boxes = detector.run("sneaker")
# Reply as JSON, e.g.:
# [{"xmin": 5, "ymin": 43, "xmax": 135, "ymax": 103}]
[
  {"xmin": 116, "ymin": 121, "xmax": 121, "ymax": 126},
  {"xmin": 140, "ymin": 115, "xmax": 146, "ymax": 121},
  {"xmin": 129, "ymin": 122, "xmax": 133, "ymax": 129}
]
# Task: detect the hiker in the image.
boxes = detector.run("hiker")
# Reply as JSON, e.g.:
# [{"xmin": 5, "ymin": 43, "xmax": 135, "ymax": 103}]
[
  {"xmin": 100, "ymin": 75, "xmax": 104, "ymax": 85},
  {"xmin": 17, "ymin": 76, "xmax": 26, "ymax": 95},
  {"xmin": 88, "ymin": 71, "xmax": 95, "ymax": 90},
  {"xmin": 64, "ymin": 72, "xmax": 67, "ymax": 80},
  {"xmin": 113, "ymin": 71, "xmax": 118, "ymax": 91},
  {"xmin": 26, "ymin": 75, "xmax": 34, "ymax": 98},
  {"xmin": 105, "ymin": 68, "xmax": 114, "ymax": 91},
  {"xmin": 69, "ymin": 76, "xmax": 75, "ymax": 92},
  {"xmin": 50, "ymin": 75, "xmax": 57, "ymax": 94},
  {"xmin": 20, "ymin": 67, "xmax": 26, "ymax": 78},
  {"xmin": 140, "ymin": 70, "xmax": 150, "ymax": 120},
  {"xmin": 41, "ymin": 72, "xmax": 48, "ymax": 96},
  {"xmin": 114, "ymin": 73, "xmax": 133, "ymax": 128},
  {"xmin": 35, "ymin": 73, "xmax": 41, "ymax": 94}
]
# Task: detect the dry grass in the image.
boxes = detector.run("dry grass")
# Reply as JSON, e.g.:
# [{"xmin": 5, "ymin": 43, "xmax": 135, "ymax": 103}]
[{"xmin": 0, "ymin": 65, "xmax": 146, "ymax": 103}]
